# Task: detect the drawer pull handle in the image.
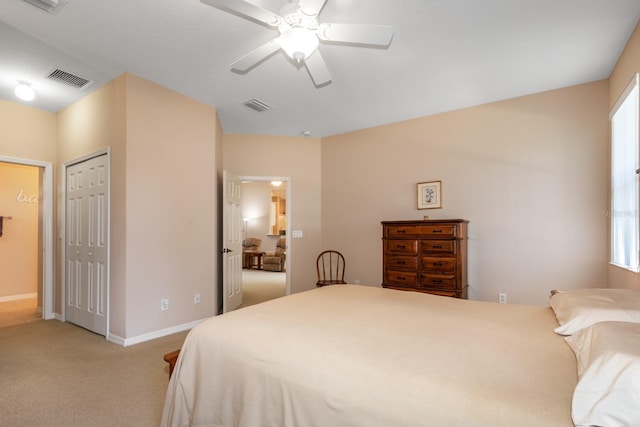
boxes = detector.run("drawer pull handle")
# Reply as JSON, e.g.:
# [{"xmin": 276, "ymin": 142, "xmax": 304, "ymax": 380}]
[
  {"xmin": 397, "ymin": 277, "xmax": 406, "ymax": 281},
  {"xmin": 397, "ymin": 244, "xmax": 406, "ymax": 249},
  {"xmin": 397, "ymin": 261, "xmax": 406, "ymax": 265},
  {"xmin": 432, "ymin": 245, "xmax": 442, "ymax": 249},
  {"xmin": 432, "ymin": 279, "xmax": 443, "ymax": 283},
  {"xmin": 397, "ymin": 229, "xmax": 406, "ymax": 234},
  {"xmin": 432, "ymin": 262, "xmax": 443, "ymax": 266},
  {"xmin": 432, "ymin": 229, "xmax": 443, "ymax": 234}
]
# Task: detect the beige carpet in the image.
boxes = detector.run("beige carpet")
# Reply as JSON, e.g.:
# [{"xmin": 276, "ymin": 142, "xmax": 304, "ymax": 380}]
[
  {"xmin": 0, "ymin": 271, "xmax": 285, "ymax": 426},
  {"xmin": 0, "ymin": 320, "xmax": 188, "ymax": 426},
  {"xmin": 239, "ymin": 269, "xmax": 286, "ymax": 308}
]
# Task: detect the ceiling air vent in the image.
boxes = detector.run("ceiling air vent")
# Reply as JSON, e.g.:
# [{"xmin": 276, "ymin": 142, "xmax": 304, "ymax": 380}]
[
  {"xmin": 22, "ymin": 0, "xmax": 68, "ymax": 14},
  {"xmin": 243, "ymin": 98, "xmax": 272, "ymax": 112},
  {"xmin": 45, "ymin": 68, "xmax": 94, "ymax": 90}
]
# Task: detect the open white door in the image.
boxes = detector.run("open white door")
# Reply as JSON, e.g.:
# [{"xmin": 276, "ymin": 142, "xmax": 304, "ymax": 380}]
[{"xmin": 222, "ymin": 170, "xmax": 243, "ymax": 313}]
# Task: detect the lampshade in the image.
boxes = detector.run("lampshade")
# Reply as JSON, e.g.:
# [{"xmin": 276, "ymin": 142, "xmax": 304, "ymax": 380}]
[
  {"xmin": 279, "ymin": 28, "xmax": 319, "ymax": 62},
  {"xmin": 15, "ymin": 82, "xmax": 35, "ymax": 101}
]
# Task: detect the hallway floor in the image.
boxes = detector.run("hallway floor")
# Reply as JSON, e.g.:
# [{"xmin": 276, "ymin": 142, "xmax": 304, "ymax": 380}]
[
  {"xmin": 238, "ymin": 269, "xmax": 286, "ymax": 309},
  {"xmin": 0, "ymin": 298, "xmax": 40, "ymax": 328}
]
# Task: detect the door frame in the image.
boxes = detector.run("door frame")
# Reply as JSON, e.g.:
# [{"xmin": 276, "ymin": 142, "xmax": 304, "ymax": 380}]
[
  {"xmin": 0, "ymin": 155, "xmax": 54, "ymax": 320},
  {"xmin": 61, "ymin": 148, "xmax": 111, "ymax": 339},
  {"xmin": 239, "ymin": 175, "xmax": 291, "ymax": 297}
]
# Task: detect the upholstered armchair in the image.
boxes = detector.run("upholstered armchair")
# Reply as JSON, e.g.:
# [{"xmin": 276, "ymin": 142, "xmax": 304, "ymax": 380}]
[
  {"xmin": 242, "ymin": 238, "xmax": 262, "ymax": 268},
  {"xmin": 263, "ymin": 238, "xmax": 286, "ymax": 272}
]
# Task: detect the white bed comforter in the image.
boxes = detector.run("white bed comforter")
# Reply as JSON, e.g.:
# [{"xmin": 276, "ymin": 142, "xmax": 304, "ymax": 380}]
[{"xmin": 162, "ymin": 285, "xmax": 576, "ymax": 427}]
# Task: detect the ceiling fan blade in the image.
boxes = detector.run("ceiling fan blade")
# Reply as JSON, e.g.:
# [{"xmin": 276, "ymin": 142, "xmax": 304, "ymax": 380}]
[
  {"xmin": 231, "ymin": 39, "xmax": 281, "ymax": 72},
  {"xmin": 317, "ymin": 23, "xmax": 393, "ymax": 46},
  {"xmin": 298, "ymin": 0, "xmax": 327, "ymax": 16},
  {"xmin": 304, "ymin": 50, "xmax": 332, "ymax": 86},
  {"xmin": 200, "ymin": 0, "xmax": 282, "ymax": 27}
]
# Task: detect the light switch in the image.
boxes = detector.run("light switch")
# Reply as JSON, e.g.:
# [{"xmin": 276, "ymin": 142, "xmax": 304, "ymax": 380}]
[{"xmin": 292, "ymin": 230, "xmax": 303, "ymax": 238}]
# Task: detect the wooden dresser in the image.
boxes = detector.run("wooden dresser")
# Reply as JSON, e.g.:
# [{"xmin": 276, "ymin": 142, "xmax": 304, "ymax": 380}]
[{"xmin": 382, "ymin": 219, "xmax": 469, "ymax": 298}]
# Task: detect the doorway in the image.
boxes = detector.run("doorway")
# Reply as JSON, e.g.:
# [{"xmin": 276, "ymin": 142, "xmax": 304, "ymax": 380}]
[
  {"xmin": 0, "ymin": 156, "xmax": 54, "ymax": 325},
  {"xmin": 239, "ymin": 177, "xmax": 291, "ymax": 307}
]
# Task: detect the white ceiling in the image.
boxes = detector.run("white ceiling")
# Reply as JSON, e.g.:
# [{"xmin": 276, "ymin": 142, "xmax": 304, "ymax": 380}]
[{"xmin": 1, "ymin": 0, "xmax": 639, "ymax": 137}]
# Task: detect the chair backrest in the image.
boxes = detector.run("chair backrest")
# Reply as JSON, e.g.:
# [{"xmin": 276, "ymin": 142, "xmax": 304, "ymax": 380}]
[
  {"xmin": 242, "ymin": 238, "xmax": 262, "ymax": 251},
  {"xmin": 275, "ymin": 238, "xmax": 286, "ymax": 256},
  {"xmin": 316, "ymin": 250, "xmax": 346, "ymax": 284}
]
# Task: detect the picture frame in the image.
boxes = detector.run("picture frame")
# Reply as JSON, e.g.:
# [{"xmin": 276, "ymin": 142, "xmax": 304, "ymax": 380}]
[{"xmin": 417, "ymin": 180, "xmax": 442, "ymax": 210}]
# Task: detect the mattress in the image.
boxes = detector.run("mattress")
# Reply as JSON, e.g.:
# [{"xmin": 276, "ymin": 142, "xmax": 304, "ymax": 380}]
[{"xmin": 162, "ymin": 285, "xmax": 576, "ymax": 427}]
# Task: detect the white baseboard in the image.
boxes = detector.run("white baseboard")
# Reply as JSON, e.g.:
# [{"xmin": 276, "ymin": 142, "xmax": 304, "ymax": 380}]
[
  {"xmin": 107, "ymin": 318, "xmax": 208, "ymax": 347},
  {"xmin": 0, "ymin": 292, "xmax": 37, "ymax": 303}
]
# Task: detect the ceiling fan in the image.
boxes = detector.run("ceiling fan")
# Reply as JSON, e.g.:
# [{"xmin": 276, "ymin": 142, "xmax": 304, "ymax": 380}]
[{"xmin": 201, "ymin": 0, "xmax": 393, "ymax": 86}]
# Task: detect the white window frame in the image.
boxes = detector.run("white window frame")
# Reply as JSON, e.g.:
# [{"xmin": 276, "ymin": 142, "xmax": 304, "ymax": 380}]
[{"xmin": 610, "ymin": 73, "xmax": 640, "ymax": 271}]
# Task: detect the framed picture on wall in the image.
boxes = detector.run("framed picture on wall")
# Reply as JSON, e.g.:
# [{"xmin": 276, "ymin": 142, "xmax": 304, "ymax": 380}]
[{"xmin": 417, "ymin": 180, "xmax": 442, "ymax": 209}]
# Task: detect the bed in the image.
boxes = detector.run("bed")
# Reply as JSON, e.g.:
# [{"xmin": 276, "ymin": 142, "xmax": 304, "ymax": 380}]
[{"xmin": 161, "ymin": 285, "xmax": 640, "ymax": 427}]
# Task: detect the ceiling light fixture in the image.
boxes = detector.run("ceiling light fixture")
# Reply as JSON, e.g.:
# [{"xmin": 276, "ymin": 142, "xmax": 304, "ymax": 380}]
[
  {"xmin": 15, "ymin": 82, "xmax": 35, "ymax": 101},
  {"xmin": 278, "ymin": 27, "xmax": 319, "ymax": 62},
  {"xmin": 271, "ymin": 181, "xmax": 283, "ymax": 187},
  {"xmin": 22, "ymin": 0, "xmax": 68, "ymax": 14}
]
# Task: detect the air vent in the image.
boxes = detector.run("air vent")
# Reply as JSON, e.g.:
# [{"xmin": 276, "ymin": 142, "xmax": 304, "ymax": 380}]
[
  {"xmin": 243, "ymin": 98, "xmax": 272, "ymax": 112},
  {"xmin": 22, "ymin": 0, "xmax": 68, "ymax": 14},
  {"xmin": 44, "ymin": 68, "xmax": 94, "ymax": 90}
]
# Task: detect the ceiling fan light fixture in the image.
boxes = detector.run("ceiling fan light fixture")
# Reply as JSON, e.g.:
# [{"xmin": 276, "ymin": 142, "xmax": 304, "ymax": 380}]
[
  {"xmin": 279, "ymin": 28, "xmax": 319, "ymax": 62},
  {"xmin": 22, "ymin": 0, "xmax": 68, "ymax": 14},
  {"xmin": 15, "ymin": 82, "xmax": 35, "ymax": 101}
]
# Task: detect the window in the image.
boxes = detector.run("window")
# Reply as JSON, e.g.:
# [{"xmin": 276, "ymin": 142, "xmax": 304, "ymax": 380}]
[{"xmin": 611, "ymin": 73, "xmax": 639, "ymax": 271}]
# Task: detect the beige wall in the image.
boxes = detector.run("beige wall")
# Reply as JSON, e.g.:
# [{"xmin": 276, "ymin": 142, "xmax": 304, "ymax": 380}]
[
  {"xmin": 322, "ymin": 81, "xmax": 609, "ymax": 306},
  {"xmin": 607, "ymin": 21, "xmax": 640, "ymax": 289},
  {"xmin": 223, "ymin": 134, "xmax": 322, "ymax": 293},
  {"xmin": 124, "ymin": 74, "xmax": 218, "ymax": 338},
  {"xmin": 57, "ymin": 74, "xmax": 127, "ymax": 333},
  {"xmin": 57, "ymin": 73, "xmax": 219, "ymax": 340},
  {"xmin": 242, "ymin": 181, "xmax": 271, "ymax": 244},
  {"xmin": 0, "ymin": 100, "xmax": 57, "ymax": 162},
  {"xmin": 0, "ymin": 163, "xmax": 39, "ymax": 298}
]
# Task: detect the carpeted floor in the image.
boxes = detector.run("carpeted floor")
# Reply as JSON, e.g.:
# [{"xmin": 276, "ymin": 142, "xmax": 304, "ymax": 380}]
[
  {"xmin": 0, "ymin": 270, "xmax": 286, "ymax": 426},
  {"xmin": 239, "ymin": 269, "xmax": 286, "ymax": 308},
  {"xmin": 0, "ymin": 320, "xmax": 188, "ymax": 426}
]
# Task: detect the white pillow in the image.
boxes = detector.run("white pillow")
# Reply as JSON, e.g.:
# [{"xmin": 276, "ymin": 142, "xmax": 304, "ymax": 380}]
[
  {"xmin": 565, "ymin": 321, "xmax": 640, "ymax": 427},
  {"xmin": 549, "ymin": 288, "xmax": 640, "ymax": 335}
]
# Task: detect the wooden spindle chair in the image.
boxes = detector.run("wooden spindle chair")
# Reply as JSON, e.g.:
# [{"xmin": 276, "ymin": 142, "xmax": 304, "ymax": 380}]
[{"xmin": 316, "ymin": 250, "xmax": 347, "ymax": 287}]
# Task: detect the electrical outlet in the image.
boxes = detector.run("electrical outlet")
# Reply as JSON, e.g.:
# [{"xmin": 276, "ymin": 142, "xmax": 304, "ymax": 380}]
[
  {"xmin": 498, "ymin": 293, "xmax": 507, "ymax": 304},
  {"xmin": 354, "ymin": 280, "xmax": 360, "ymax": 285},
  {"xmin": 194, "ymin": 293, "xmax": 201, "ymax": 304},
  {"xmin": 161, "ymin": 298, "xmax": 169, "ymax": 311}
]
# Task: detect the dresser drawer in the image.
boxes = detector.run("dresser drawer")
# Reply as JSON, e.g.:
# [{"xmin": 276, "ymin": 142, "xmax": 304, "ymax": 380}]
[
  {"xmin": 420, "ymin": 274, "xmax": 456, "ymax": 289},
  {"xmin": 414, "ymin": 224, "xmax": 457, "ymax": 237},
  {"xmin": 384, "ymin": 240, "xmax": 418, "ymax": 254},
  {"xmin": 421, "ymin": 257, "xmax": 456, "ymax": 273},
  {"xmin": 386, "ymin": 256, "xmax": 418, "ymax": 271},
  {"xmin": 385, "ymin": 225, "xmax": 420, "ymax": 238},
  {"xmin": 384, "ymin": 271, "xmax": 417, "ymax": 286},
  {"xmin": 421, "ymin": 240, "xmax": 456, "ymax": 254},
  {"xmin": 385, "ymin": 224, "xmax": 458, "ymax": 238}
]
